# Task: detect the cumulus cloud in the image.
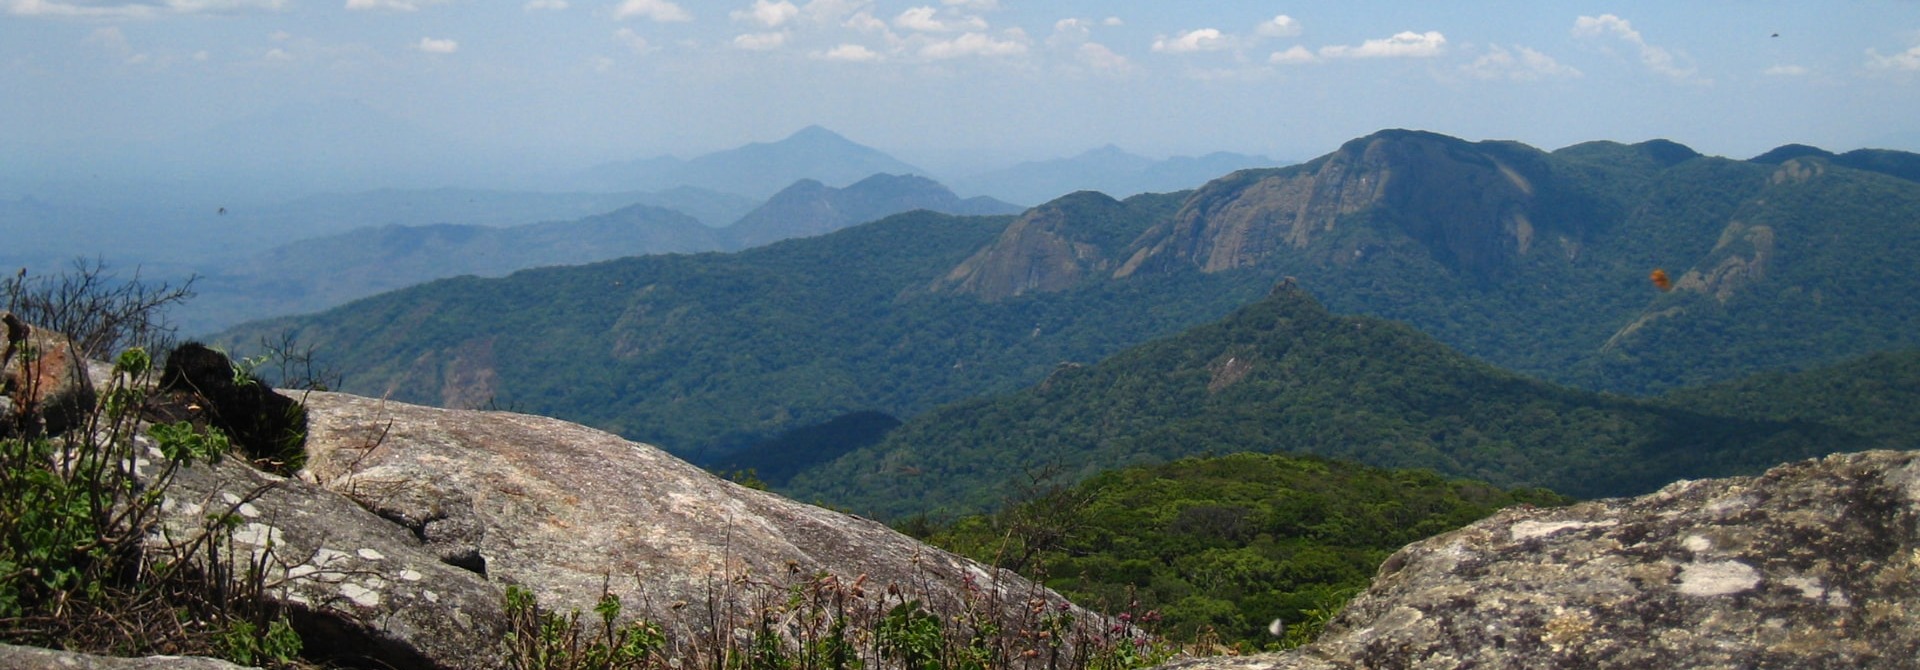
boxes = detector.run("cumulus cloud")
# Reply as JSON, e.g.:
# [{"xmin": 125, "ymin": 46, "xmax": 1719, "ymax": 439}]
[
  {"xmin": 920, "ymin": 30, "xmax": 1026, "ymax": 59},
  {"xmin": 414, "ymin": 36, "xmax": 458, "ymax": 53},
  {"xmin": 1462, "ymin": 44, "xmax": 1579, "ymax": 81},
  {"xmin": 1573, "ymin": 14, "xmax": 1695, "ymax": 80},
  {"xmin": 731, "ymin": 0, "xmax": 797, "ymax": 27},
  {"xmin": 1077, "ymin": 42, "xmax": 1130, "ymax": 73},
  {"xmin": 1763, "ymin": 64, "xmax": 1809, "ymax": 76},
  {"xmin": 1268, "ymin": 45, "xmax": 1316, "ymax": 65},
  {"xmin": 613, "ymin": 27, "xmax": 649, "ymax": 52},
  {"xmin": 9, "ymin": 0, "xmax": 287, "ymax": 18},
  {"xmin": 345, "ymin": 0, "xmax": 449, "ymax": 10},
  {"xmin": 613, "ymin": 0, "xmax": 690, "ymax": 22},
  {"xmin": 1319, "ymin": 30, "xmax": 1445, "ymax": 59},
  {"xmin": 1866, "ymin": 44, "xmax": 1920, "ymax": 71},
  {"xmin": 263, "ymin": 47, "xmax": 293, "ymax": 61},
  {"xmin": 732, "ymin": 31, "xmax": 787, "ymax": 50},
  {"xmin": 1152, "ymin": 28, "xmax": 1231, "ymax": 54},
  {"xmin": 1102, "ymin": 17, "xmax": 1121, "ymax": 27},
  {"xmin": 813, "ymin": 43, "xmax": 881, "ymax": 61},
  {"xmin": 843, "ymin": 11, "xmax": 886, "ymax": 33},
  {"xmin": 523, "ymin": 0, "xmax": 567, "ymax": 10},
  {"xmin": 1255, "ymin": 14, "xmax": 1301, "ymax": 38},
  {"xmin": 894, "ymin": 6, "xmax": 985, "ymax": 33}
]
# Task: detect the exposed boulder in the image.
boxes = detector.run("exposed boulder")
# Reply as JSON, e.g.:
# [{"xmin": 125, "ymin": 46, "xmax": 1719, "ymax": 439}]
[
  {"xmin": 0, "ymin": 311, "xmax": 97, "ymax": 436},
  {"xmin": 154, "ymin": 342, "xmax": 307, "ymax": 473},
  {"xmin": 149, "ymin": 429, "xmax": 510, "ymax": 670},
  {"xmin": 1157, "ymin": 449, "xmax": 1920, "ymax": 669},
  {"xmin": 0, "ymin": 643, "xmax": 256, "ymax": 669},
  {"xmin": 288, "ymin": 391, "xmax": 1098, "ymax": 657}
]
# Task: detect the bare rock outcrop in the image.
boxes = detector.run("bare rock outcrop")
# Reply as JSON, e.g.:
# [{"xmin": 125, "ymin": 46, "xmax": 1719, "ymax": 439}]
[
  {"xmin": 1, "ymin": 311, "xmax": 96, "ymax": 436},
  {"xmin": 0, "ymin": 643, "xmax": 256, "ymax": 669},
  {"xmin": 292, "ymin": 392, "xmax": 1094, "ymax": 654},
  {"xmin": 1158, "ymin": 450, "xmax": 1920, "ymax": 669}
]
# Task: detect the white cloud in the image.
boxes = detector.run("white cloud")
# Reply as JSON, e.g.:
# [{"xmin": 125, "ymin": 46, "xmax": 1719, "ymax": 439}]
[
  {"xmin": 167, "ymin": 0, "xmax": 287, "ymax": 11},
  {"xmin": 1268, "ymin": 45, "xmax": 1316, "ymax": 65},
  {"xmin": 894, "ymin": 6, "xmax": 983, "ymax": 33},
  {"xmin": 1152, "ymin": 28, "xmax": 1231, "ymax": 54},
  {"xmin": 1572, "ymin": 14, "xmax": 1695, "ymax": 80},
  {"xmin": 732, "ymin": 31, "xmax": 787, "ymax": 50},
  {"xmin": 1102, "ymin": 17, "xmax": 1121, "ymax": 27},
  {"xmin": 345, "ymin": 0, "xmax": 449, "ymax": 10},
  {"xmin": 415, "ymin": 36, "xmax": 458, "ymax": 53},
  {"xmin": 1077, "ymin": 42, "xmax": 1130, "ymax": 72},
  {"xmin": 844, "ymin": 11, "xmax": 886, "ymax": 33},
  {"xmin": 523, "ymin": 0, "xmax": 567, "ymax": 11},
  {"xmin": 1319, "ymin": 30, "xmax": 1445, "ymax": 59},
  {"xmin": 8, "ymin": 0, "xmax": 286, "ymax": 18},
  {"xmin": 263, "ymin": 47, "xmax": 293, "ymax": 61},
  {"xmin": 920, "ymin": 31, "xmax": 1025, "ymax": 59},
  {"xmin": 613, "ymin": 27, "xmax": 650, "ymax": 52},
  {"xmin": 1255, "ymin": 14, "xmax": 1301, "ymax": 38},
  {"xmin": 1763, "ymin": 64, "xmax": 1809, "ymax": 76},
  {"xmin": 731, "ymin": 0, "xmax": 797, "ymax": 27},
  {"xmin": 613, "ymin": 0, "xmax": 690, "ymax": 22},
  {"xmin": 799, "ymin": 0, "xmax": 864, "ymax": 23},
  {"xmin": 1051, "ymin": 18, "xmax": 1089, "ymax": 42},
  {"xmin": 813, "ymin": 43, "xmax": 881, "ymax": 61},
  {"xmin": 83, "ymin": 26, "xmax": 130, "ymax": 51},
  {"xmin": 941, "ymin": 0, "xmax": 994, "ymax": 10},
  {"xmin": 1866, "ymin": 44, "xmax": 1920, "ymax": 71},
  {"xmin": 1462, "ymin": 44, "xmax": 1579, "ymax": 81}
]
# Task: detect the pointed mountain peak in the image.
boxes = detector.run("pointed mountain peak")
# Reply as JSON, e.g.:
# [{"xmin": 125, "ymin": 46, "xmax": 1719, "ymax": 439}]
[{"xmin": 782, "ymin": 125, "xmax": 854, "ymax": 146}]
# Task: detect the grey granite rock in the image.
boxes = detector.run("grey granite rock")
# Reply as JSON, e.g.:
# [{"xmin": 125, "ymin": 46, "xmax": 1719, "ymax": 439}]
[
  {"xmin": 1158, "ymin": 450, "xmax": 1920, "ymax": 669},
  {"xmin": 0, "ymin": 644, "xmax": 254, "ymax": 669}
]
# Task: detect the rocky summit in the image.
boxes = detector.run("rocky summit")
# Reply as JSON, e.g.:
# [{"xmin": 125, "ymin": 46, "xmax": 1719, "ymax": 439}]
[
  {"xmin": 1157, "ymin": 450, "xmax": 1920, "ymax": 669},
  {"xmin": 150, "ymin": 389, "xmax": 1094, "ymax": 669}
]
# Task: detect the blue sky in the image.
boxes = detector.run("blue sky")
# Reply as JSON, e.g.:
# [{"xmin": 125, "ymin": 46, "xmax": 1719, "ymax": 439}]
[{"xmin": 4, "ymin": 1, "xmax": 1919, "ymax": 180}]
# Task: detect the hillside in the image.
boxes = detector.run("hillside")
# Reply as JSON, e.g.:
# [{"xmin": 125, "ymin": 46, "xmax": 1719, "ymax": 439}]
[
  {"xmin": 576, "ymin": 125, "xmax": 927, "ymax": 198},
  {"xmin": 725, "ymin": 173, "xmax": 1021, "ymax": 249},
  {"xmin": 216, "ymin": 130, "xmax": 1920, "ymax": 461},
  {"xmin": 219, "ymin": 200, "xmax": 1270, "ymax": 461},
  {"xmin": 783, "ymin": 285, "xmax": 1874, "ymax": 519},
  {"xmin": 917, "ymin": 452, "xmax": 1567, "ymax": 646}
]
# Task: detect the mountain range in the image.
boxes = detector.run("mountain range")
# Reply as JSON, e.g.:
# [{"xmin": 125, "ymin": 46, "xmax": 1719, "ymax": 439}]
[
  {"xmin": 176, "ymin": 174, "xmax": 1020, "ymax": 333},
  {"xmin": 783, "ymin": 286, "xmax": 1895, "ymax": 519},
  {"xmin": 953, "ymin": 145, "xmax": 1279, "ymax": 206},
  {"xmin": 213, "ymin": 129, "xmax": 1920, "ymax": 470},
  {"xmin": 574, "ymin": 125, "xmax": 929, "ymax": 199}
]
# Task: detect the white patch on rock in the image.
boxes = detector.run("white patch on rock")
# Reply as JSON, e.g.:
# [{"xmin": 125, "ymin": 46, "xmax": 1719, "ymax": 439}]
[
  {"xmin": 1682, "ymin": 535, "xmax": 1712, "ymax": 552},
  {"xmin": 400, "ymin": 569, "xmax": 424, "ymax": 582},
  {"xmin": 358, "ymin": 548, "xmax": 386, "ymax": 561},
  {"xmin": 237, "ymin": 502, "xmax": 261, "ymax": 518},
  {"xmin": 1781, "ymin": 575, "xmax": 1826, "ymax": 601},
  {"xmin": 1677, "ymin": 560, "xmax": 1760, "ymax": 596},
  {"xmin": 231, "ymin": 522, "xmax": 283, "ymax": 547},
  {"xmin": 1703, "ymin": 493, "xmax": 1754, "ymax": 518},
  {"xmin": 222, "ymin": 492, "xmax": 243, "ymax": 505},
  {"xmin": 1510, "ymin": 519, "xmax": 1615, "ymax": 541},
  {"xmin": 339, "ymin": 582, "xmax": 382, "ymax": 608}
]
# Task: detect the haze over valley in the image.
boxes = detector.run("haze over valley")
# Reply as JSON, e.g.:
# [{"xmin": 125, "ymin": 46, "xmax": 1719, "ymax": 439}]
[{"xmin": 5, "ymin": 3, "xmax": 1920, "ymax": 667}]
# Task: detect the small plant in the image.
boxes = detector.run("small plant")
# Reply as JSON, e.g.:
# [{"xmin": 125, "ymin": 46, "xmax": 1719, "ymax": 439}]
[{"xmin": 502, "ymin": 584, "xmax": 667, "ymax": 670}]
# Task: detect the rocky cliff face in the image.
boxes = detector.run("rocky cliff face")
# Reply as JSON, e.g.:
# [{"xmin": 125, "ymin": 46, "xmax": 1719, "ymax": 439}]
[
  {"xmin": 1118, "ymin": 130, "xmax": 1549, "ymax": 279},
  {"xmin": 931, "ymin": 192, "xmax": 1130, "ymax": 300},
  {"xmin": 149, "ymin": 390, "xmax": 1096, "ymax": 668},
  {"xmin": 1157, "ymin": 449, "xmax": 1920, "ymax": 669}
]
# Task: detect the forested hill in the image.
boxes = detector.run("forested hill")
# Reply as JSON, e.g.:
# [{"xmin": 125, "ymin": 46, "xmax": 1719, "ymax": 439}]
[
  {"xmin": 219, "ymin": 129, "xmax": 1920, "ymax": 461},
  {"xmin": 783, "ymin": 286, "xmax": 1880, "ymax": 519}
]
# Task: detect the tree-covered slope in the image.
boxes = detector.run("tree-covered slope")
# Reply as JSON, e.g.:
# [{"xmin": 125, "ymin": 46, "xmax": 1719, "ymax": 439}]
[
  {"xmin": 1661, "ymin": 348, "xmax": 1920, "ymax": 443},
  {"xmin": 917, "ymin": 452, "xmax": 1568, "ymax": 647},
  {"xmin": 784, "ymin": 286, "xmax": 1871, "ymax": 519},
  {"xmin": 217, "ymin": 130, "xmax": 1920, "ymax": 464},
  {"xmin": 220, "ymin": 200, "xmax": 1274, "ymax": 461}
]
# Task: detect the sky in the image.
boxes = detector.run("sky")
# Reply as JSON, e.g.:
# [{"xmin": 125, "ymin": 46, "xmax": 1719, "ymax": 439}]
[{"xmin": 4, "ymin": 0, "xmax": 1920, "ymax": 186}]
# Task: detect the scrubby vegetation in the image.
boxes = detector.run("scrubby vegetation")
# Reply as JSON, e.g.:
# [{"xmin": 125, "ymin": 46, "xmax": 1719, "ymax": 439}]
[{"xmin": 909, "ymin": 453, "xmax": 1567, "ymax": 651}]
